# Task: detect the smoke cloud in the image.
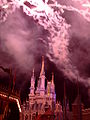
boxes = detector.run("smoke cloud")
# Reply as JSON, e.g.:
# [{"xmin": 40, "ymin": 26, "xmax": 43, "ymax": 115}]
[
  {"xmin": 0, "ymin": 0, "xmax": 90, "ymax": 88},
  {"xmin": 0, "ymin": 9, "xmax": 48, "ymax": 74}
]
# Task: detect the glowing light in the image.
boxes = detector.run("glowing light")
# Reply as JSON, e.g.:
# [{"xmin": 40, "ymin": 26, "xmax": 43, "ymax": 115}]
[
  {"xmin": 82, "ymin": 4, "xmax": 90, "ymax": 7},
  {"xmin": 2, "ymin": 4, "xmax": 8, "ymax": 9},
  {"xmin": 0, "ymin": 93, "xmax": 21, "ymax": 112},
  {"xmin": 0, "ymin": 93, "xmax": 7, "ymax": 98},
  {"xmin": 9, "ymin": 96, "xmax": 21, "ymax": 112}
]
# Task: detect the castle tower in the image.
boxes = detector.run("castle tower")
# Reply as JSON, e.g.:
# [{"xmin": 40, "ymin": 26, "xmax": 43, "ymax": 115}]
[
  {"xmin": 72, "ymin": 94, "xmax": 82, "ymax": 120},
  {"xmin": 50, "ymin": 73, "xmax": 56, "ymax": 100},
  {"xmin": 72, "ymin": 80, "xmax": 82, "ymax": 120},
  {"xmin": 50, "ymin": 73, "xmax": 56, "ymax": 111},
  {"xmin": 51, "ymin": 72, "xmax": 55, "ymax": 94},
  {"xmin": 30, "ymin": 69, "xmax": 35, "ymax": 95},
  {"xmin": 39, "ymin": 56, "xmax": 45, "ymax": 96}
]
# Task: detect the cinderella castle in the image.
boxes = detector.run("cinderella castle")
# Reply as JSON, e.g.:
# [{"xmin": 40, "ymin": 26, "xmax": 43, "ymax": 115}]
[{"xmin": 21, "ymin": 57, "xmax": 63, "ymax": 120}]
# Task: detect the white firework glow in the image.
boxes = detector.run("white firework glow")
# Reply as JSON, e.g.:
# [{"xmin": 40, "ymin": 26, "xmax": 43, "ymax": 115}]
[
  {"xmin": 0, "ymin": 0, "xmax": 90, "ymax": 86},
  {"xmin": 20, "ymin": 0, "xmax": 73, "ymax": 81},
  {"xmin": 0, "ymin": 93, "xmax": 21, "ymax": 112}
]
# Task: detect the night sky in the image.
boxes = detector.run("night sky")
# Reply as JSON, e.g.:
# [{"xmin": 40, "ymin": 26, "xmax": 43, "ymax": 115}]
[{"xmin": 0, "ymin": 0, "xmax": 90, "ymax": 117}]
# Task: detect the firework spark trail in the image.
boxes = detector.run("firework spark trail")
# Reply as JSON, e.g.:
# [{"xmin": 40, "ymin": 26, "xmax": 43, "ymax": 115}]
[
  {"xmin": 0, "ymin": 0, "xmax": 90, "ymax": 86},
  {"xmin": 0, "ymin": 0, "xmax": 71, "ymax": 76},
  {"xmin": 51, "ymin": 0, "xmax": 90, "ymax": 22},
  {"xmin": 21, "ymin": 0, "xmax": 74, "ymax": 79},
  {"xmin": 19, "ymin": 0, "xmax": 90, "ymax": 85},
  {"xmin": 1, "ymin": 0, "xmax": 90, "ymax": 22}
]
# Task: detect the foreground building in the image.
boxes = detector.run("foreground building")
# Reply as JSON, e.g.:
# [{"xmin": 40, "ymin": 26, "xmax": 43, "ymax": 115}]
[{"xmin": 72, "ymin": 93, "xmax": 90, "ymax": 120}]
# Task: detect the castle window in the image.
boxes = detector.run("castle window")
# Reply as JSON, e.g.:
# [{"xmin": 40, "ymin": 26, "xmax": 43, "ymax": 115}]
[
  {"xmin": 39, "ymin": 103, "xmax": 42, "ymax": 110},
  {"xmin": 32, "ymin": 104, "xmax": 34, "ymax": 110},
  {"xmin": 36, "ymin": 103, "xmax": 38, "ymax": 110},
  {"xmin": 34, "ymin": 101, "xmax": 37, "ymax": 110},
  {"xmin": 25, "ymin": 114, "xmax": 28, "ymax": 120},
  {"xmin": 32, "ymin": 114, "xmax": 36, "ymax": 120}
]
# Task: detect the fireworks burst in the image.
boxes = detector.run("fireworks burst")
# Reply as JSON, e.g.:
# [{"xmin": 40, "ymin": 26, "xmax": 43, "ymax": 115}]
[{"xmin": 0, "ymin": 0, "xmax": 90, "ymax": 86}]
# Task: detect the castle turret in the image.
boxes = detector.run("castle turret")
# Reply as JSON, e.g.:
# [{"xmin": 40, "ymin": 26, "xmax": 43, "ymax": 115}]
[
  {"xmin": 30, "ymin": 69, "xmax": 35, "ymax": 95},
  {"xmin": 50, "ymin": 73, "xmax": 55, "ymax": 98},
  {"xmin": 39, "ymin": 56, "xmax": 45, "ymax": 96},
  {"xmin": 50, "ymin": 73, "xmax": 56, "ymax": 111},
  {"xmin": 40, "ymin": 56, "xmax": 45, "ymax": 76},
  {"xmin": 51, "ymin": 73, "xmax": 55, "ymax": 93}
]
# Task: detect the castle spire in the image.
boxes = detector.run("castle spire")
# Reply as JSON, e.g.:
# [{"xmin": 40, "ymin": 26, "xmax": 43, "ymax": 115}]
[
  {"xmin": 39, "ymin": 56, "xmax": 45, "ymax": 96},
  {"xmin": 40, "ymin": 56, "xmax": 45, "ymax": 76},
  {"xmin": 32, "ymin": 68, "xmax": 34, "ymax": 77},
  {"xmin": 51, "ymin": 72, "xmax": 54, "ymax": 85},
  {"xmin": 50, "ymin": 72, "xmax": 55, "ymax": 96},
  {"xmin": 30, "ymin": 69, "xmax": 35, "ymax": 95}
]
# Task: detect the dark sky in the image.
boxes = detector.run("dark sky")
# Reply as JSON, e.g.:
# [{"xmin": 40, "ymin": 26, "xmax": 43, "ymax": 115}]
[{"xmin": 0, "ymin": 0, "xmax": 90, "ymax": 112}]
